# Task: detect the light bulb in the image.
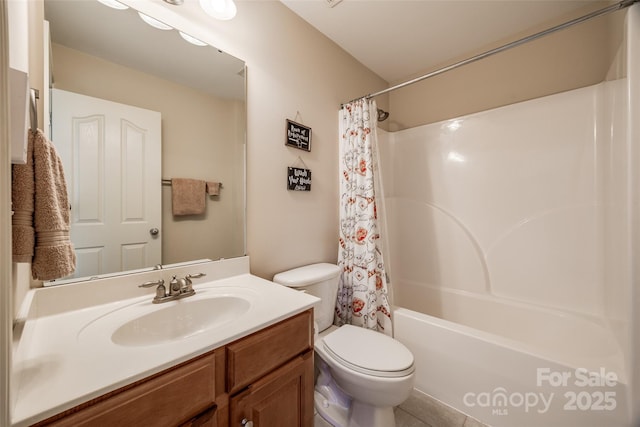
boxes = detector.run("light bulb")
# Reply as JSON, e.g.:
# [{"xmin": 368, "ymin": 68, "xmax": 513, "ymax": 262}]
[
  {"xmin": 211, "ymin": 0, "xmax": 227, "ymax": 13},
  {"xmin": 97, "ymin": 0, "xmax": 129, "ymax": 10},
  {"xmin": 179, "ymin": 31, "xmax": 207, "ymax": 46},
  {"xmin": 199, "ymin": 0, "xmax": 237, "ymax": 20},
  {"xmin": 138, "ymin": 12, "xmax": 173, "ymax": 30}
]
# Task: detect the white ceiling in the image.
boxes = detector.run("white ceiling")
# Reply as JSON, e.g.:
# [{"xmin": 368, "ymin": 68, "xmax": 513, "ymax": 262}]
[{"xmin": 280, "ymin": 0, "xmax": 602, "ymax": 83}]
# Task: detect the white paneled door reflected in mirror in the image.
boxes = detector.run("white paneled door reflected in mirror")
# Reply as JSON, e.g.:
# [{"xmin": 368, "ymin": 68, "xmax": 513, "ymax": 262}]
[{"xmin": 44, "ymin": 0, "xmax": 246, "ymax": 285}]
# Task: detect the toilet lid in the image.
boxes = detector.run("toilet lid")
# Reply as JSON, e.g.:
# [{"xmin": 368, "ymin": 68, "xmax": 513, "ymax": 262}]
[{"xmin": 322, "ymin": 325, "xmax": 414, "ymax": 378}]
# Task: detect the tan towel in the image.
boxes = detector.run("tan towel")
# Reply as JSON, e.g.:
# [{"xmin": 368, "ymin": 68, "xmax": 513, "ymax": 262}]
[
  {"xmin": 31, "ymin": 129, "xmax": 76, "ymax": 280},
  {"xmin": 12, "ymin": 129, "xmax": 76, "ymax": 281},
  {"xmin": 172, "ymin": 178, "xmax": 206, "ymax": 216},
  {"xmin": 206, "ymin": 181, "xmax": 221, "ymax": 196},
  {"xmin": 11, "ymin": 134, "xmax": 35, "ymax": 263}
]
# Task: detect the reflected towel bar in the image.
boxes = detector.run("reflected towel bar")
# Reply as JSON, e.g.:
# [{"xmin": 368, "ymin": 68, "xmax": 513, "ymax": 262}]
[{"xmin": 162, "ymin": 179, "xmax": 223, "ymax": 188}]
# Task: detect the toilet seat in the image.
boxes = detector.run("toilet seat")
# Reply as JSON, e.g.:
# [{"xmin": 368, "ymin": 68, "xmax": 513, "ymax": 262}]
[{"xmin": 321, "ymin": 325, "xmax": 414, "ymax": 378}]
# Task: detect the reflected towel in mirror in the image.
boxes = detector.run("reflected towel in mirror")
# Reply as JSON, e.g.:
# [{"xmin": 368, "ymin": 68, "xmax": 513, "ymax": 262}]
[
  {"xmin": 171, "ymin": 178, "xmax": 206, "ymax": 216},
  {"xmin": 206, "ymin": 181, "xmax": 221, "ymax": 196}
]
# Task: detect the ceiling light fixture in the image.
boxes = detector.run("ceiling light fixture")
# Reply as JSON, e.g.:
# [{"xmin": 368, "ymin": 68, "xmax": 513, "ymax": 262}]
[
  {"xmin": 199, "ymin": 0, "xmax": 237, "ymax": 21},
  {"xmin": 179, "ymin": 31, "xmax": 207, "ymax": 46},
  {"xmin": 138, "ymin": 12, "xmax": 173, "ymax": 30},
  {"xmin": 97, "ymin": 0, "xmax": 129, "ymax": 10}
]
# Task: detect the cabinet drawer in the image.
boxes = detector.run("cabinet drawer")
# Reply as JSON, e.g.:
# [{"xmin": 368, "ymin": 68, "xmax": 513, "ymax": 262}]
[
  {"xmin": 226, "ymin": 310, "xmax": 313, "ymax": 394},
  {"xmin": 38, "ymin": 352, "xmax": 217, "ymax": 427}
]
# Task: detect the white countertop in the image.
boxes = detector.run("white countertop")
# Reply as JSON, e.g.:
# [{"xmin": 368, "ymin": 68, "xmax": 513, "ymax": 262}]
[{"xmin": 11, "ymin": 258, "xmax": 319, "ymax": 426}]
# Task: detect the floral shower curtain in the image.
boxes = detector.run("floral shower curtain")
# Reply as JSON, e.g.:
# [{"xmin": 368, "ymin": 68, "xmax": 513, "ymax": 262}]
[{"xmin": 336, "ymin": 98, "xmax": 392, "ymax": 335}]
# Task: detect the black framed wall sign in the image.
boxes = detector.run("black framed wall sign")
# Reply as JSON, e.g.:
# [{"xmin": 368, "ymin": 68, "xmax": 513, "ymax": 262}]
[
  {"xmin": 287, "ymin": 167, "xmax": 311, "ymax": 191},
  {"xmin": 285, "ymin": 119, "xmax": 312, "ymax": 151}
]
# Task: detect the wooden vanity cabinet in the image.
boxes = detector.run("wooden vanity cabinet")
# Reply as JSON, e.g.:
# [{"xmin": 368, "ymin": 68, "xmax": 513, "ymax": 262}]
[{"xmin": 32, "ymin": 309, "xmax": 313, "ymax": 427}]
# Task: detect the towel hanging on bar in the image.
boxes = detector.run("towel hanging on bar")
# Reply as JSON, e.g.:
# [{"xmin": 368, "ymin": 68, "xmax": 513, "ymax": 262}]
[
  {"xmin": 170, "ymin": 178, "xmax": 206, "ymax": 216},
  {"xmin": 206, "ymin": 181, "xmax": 221, "ymax": 196},
  {"xmin": 12, "ymin": 129, "xmax": 77, "ymax": 280}
]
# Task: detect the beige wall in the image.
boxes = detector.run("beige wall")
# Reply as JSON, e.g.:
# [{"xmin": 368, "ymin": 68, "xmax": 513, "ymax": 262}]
[
  {"xmin": 387, "ymin": 2, "xmax": 624, "ymax": 130},
  {"xmin": 51, "ymin": 43, "xmax": 245, "ymax": 266}
]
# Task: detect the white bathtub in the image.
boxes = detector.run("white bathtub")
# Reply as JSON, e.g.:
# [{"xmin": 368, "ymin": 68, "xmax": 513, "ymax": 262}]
[{"xmin": 393, "ymin": 289, "xmax": 630, "ymax": 427}]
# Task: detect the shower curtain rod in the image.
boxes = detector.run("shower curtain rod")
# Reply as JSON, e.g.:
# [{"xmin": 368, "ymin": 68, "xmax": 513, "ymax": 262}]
[{"xmin": 342, "ymin": 0, "xmax": 638, "ymax": 106}]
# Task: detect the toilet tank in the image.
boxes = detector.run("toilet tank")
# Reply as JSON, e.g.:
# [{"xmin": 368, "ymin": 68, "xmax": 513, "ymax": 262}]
[{"xmin": 273, "ymin": 263, "xmax": 341, "ymax": 332}]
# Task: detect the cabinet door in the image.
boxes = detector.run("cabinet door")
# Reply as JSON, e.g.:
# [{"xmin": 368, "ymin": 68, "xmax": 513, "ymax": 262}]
[{"xmin": 230, "ymin": 351, "xmax": 314, "ymax": 427}]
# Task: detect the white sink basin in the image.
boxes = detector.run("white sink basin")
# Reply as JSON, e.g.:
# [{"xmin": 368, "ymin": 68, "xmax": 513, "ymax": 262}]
[
  {"xmin": 77, "ymin": 287, "xmax": 256, "ymax": 347},
  {"xmin": 112, "ymin": 296, "xmax": 251, "ymax": 346}
]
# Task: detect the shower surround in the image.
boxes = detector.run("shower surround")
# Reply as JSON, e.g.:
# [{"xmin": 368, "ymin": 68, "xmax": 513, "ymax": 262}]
[{"xmin": 379, "ymin": 7, "xmax": 639, "ymax": 427}]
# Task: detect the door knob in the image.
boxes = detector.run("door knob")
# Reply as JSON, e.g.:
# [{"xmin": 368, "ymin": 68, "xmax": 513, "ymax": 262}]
[
  {"xmin": 149, "ymin": 228, "xmax": 159, "ymax": 236},
  {"xmin": 241, "ymin": 419, "xmax": 254, "ymax": 427}
]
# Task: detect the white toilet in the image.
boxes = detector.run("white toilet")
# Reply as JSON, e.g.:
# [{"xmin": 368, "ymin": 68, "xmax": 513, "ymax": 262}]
[{"xmin": 273, "ymin": 263, "xmax": 415, "ymax": 427}]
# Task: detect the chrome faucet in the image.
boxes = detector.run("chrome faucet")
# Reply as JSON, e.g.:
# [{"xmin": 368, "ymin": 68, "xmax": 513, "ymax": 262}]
[{"xmin": 138, "ymin": 273, "xmax": 206, "ymax": 304}]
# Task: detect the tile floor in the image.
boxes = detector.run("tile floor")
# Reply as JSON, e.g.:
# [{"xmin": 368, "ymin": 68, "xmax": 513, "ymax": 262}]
[
  {"xmin": 315, "ymin": 409, "xmax": 486, "ymax": 427},
  {"xmin": 314, "ymin": 408, "xmax": 435, "ymax": 427},
  {"xmin": 313, "ymin": 389, "xmax": 490, "ymax": 427}
]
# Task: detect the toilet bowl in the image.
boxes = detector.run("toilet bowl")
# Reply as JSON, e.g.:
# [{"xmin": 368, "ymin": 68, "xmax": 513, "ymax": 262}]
[{"xmin": 273, "ymin": 263, "xmax": 415, "ymax": 427}]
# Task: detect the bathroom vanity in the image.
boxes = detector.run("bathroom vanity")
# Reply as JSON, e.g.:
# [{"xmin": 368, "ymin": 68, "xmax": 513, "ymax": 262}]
[
  {"xmin": 33, "ymin": 310, "xmax": 313, "ymax": 426},
  {"xmin": 11, "ymin": 258, "xmax": 318, "ymax": 427}
]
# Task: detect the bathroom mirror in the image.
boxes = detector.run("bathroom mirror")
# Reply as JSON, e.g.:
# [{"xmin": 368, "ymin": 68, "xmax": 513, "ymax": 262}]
[{"xmin": 43, "ymin": 0, "xmax": 246, "ymax": 285}]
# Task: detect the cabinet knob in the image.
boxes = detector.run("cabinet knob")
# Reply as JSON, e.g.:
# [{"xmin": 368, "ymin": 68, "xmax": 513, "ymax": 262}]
[{"xmin": 241, "ymin": 419, "xmax": 254, "ymax": 427}]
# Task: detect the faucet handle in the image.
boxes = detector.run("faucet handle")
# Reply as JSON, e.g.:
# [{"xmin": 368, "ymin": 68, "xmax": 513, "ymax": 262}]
[
  {"xmin": 139, "ymin": 279, "xmax": 165, "ymax": 288},
  {"xmin": 183, "ymin": 273, "xmax": 206, "ymax": 292},
  {"xmin": 139, "ymin": 279, "xmax": 167, "ymax": 302}
]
